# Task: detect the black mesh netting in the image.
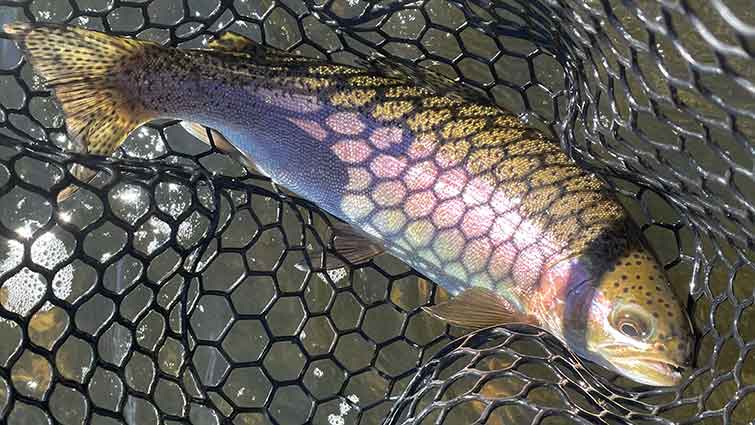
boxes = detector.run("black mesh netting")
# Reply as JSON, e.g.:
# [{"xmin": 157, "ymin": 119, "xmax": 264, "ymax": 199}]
[{"xmin": 0, "ymin": 0, "xmax": 752, "ymax": 424}]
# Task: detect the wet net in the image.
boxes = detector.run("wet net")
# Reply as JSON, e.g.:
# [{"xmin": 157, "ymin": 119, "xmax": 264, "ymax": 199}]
[{"xmin": 0, "ymin": 0, "xmax": 752, "ymax": 424}]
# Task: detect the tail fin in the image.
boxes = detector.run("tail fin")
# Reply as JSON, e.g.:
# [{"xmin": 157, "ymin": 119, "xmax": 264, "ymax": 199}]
[{"xmin": 3, "ymin": 23, "xmax": 160, "ymax": 200}]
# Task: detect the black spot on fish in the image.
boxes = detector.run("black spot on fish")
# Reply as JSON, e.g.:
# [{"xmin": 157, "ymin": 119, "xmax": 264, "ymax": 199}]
[
  {"xmin": 614, "ymin": 282, "xmax": 620, "ymax": 288},
  {"xmin": 646, "ymin": 300, "xmax": 653, "ymax": 305},
  {"xmin": 645, "ymin": 292, "xmax": 651, "ymax": 296},
  {"xmin": 623, "ymin": 288, "xmax": 629, "ymax": 293},
  {"xmin": 652, "ymin": 312, "xmax": 659, "ymax": 318},
  {"xmin": 622, "ymin": 275, "xmax": 628, "ymax": 280}
]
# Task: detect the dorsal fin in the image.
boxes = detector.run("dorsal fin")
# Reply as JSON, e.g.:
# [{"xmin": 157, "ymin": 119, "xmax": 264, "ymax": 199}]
[
  {"xmin": 207, "ymin": 31, "xmax": 319, "ymax": 65},
  {"xmin": 207, "ymin": 32, "xmax": 258, "ymax": 53}
]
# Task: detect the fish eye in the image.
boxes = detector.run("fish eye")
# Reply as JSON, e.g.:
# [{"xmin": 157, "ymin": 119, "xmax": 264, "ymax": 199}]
[
  {"xmin": 619, "ymin": 320, "xmax": 644, "ymax": 338},
  {"xmin": 612, "ymin": 304, "xmax": 654, "ymax": 341}
]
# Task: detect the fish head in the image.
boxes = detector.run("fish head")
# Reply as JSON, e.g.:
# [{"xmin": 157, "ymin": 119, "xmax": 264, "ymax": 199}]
[{"xmin": 562, "ymin": 246, "xmax": 694, "ymax": 386}]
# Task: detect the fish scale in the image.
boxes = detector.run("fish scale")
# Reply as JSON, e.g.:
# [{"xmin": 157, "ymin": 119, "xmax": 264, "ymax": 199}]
[{"xmin": 6, "ymin": 23, "xmax": 693, "ymax": 386}]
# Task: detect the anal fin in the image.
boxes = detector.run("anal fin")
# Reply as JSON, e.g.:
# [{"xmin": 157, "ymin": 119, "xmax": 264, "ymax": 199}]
[
  {"xmin": 297, "ymin": 220, "xmax": 385, "ymax": 271},
  {"xmin": 181, "ymin": 122, "xmax": 258, "ymax": 173},
  {"xmin": 58, "ymin": 164, "xmax": 97, "ymax": 202},
  {"xmin": 423, "ymin": 287, "xmax": 531, "ymax": 329}
]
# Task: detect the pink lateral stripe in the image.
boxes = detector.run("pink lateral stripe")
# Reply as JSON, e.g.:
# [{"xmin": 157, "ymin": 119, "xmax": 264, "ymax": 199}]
[
  {"xmin": 403, "ymin": 161, "xmax": 438, "ymax": 191},
  {"xmin": 370, "ymin": 154, "xmax": 407, "ymax": 178},
  {"xmin": 405, "ymin": 191, "xmax": 437, "ymax": 218},
  {"xmin": 370, "ymin": 126, "xmax": 404, "ymax": 149},
  {"xmin": 433, "ymin": 168, "xmax": 467, "ymax": 200},
  {"xmin": 286, "ymin": 117, "xmax": 327, "ymax": 141},
  {"xmin": 331, "ymin": 139, "xmax": 372, "ymax": 164},
  {"xmin": 461, "ymin": 205, "xmax": 495, "ymax": 238},
  {"xmin": 432, "ymin": 198, "xmax": 466, "ymax": 228},
  {"xmin": 326, "ymin": 112, "xmax": 365, "ymax": 135}
]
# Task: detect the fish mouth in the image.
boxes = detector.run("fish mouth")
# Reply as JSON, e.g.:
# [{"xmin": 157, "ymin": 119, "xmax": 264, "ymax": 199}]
[
  {"xmin": 630, "ymin": 358, "xmax": 685, "ymax": 385},
  {"xmin": 597, "ymin": 347, "xmax": 686, "ymax": 386}
]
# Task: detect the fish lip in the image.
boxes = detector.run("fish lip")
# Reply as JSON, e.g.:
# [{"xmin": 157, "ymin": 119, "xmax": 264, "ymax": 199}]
[
  {"xmin": 596, "ymin": 345, "xmax": 686, "ymax": 386},
  {"xmin": 634, "ymin": 357, "xmax": 685, "ymax": 374},
  {"xmin": 617, "ymin": 359, "xmax": 683, "ymax": 386},
  {"xmin": 632, "ymin": 358, "xmax": 684, "ymax": 386}
]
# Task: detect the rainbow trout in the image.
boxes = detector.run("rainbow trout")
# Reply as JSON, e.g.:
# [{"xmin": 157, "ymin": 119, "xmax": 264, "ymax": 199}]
[{"xmin": 6, "ymin": 23, "xmax": 693, "ymax": 386}]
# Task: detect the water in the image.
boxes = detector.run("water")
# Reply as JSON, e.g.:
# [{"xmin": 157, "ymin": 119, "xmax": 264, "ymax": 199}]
[{"xmin": 0, "ymin": 1, "xmax": 752, "ymax": 424}]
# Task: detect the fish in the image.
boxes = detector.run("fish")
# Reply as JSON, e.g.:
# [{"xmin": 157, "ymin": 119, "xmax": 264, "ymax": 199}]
[{"xmin": 4, "ymin": 23, "xmax": 694, "ymax": 386}]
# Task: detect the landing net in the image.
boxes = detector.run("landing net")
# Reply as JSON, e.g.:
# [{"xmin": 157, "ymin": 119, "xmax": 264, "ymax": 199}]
[{"xmin": 0, "ymin": 1, "xmax": 752, "ymax": 424}]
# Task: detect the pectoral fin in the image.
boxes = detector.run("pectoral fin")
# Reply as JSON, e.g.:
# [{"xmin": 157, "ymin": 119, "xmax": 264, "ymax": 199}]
[
  {"xmin": 296, "ymin": 221, "xmax": 384, "ymax": 271},
  {"xmin": 423, "ymin": 287, "xmax": 529, "ymax": 329}
]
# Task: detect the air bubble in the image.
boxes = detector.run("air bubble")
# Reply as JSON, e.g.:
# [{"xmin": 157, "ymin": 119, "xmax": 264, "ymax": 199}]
[{"xmin": 1, "ymin": 268, "xmax": 46, "ymax": 317}]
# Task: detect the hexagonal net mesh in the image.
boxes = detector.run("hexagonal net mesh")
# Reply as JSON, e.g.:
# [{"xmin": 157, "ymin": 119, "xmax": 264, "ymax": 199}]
[{"xmin": 0, "ymin": 1, "xmax": 751, "ymax": 425}]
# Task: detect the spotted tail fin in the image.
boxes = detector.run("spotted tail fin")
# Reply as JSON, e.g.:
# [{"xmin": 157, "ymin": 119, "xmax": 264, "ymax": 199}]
[{"xmin": 4, "ymin": 23, "xmax": 161, "ymax": 200}]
